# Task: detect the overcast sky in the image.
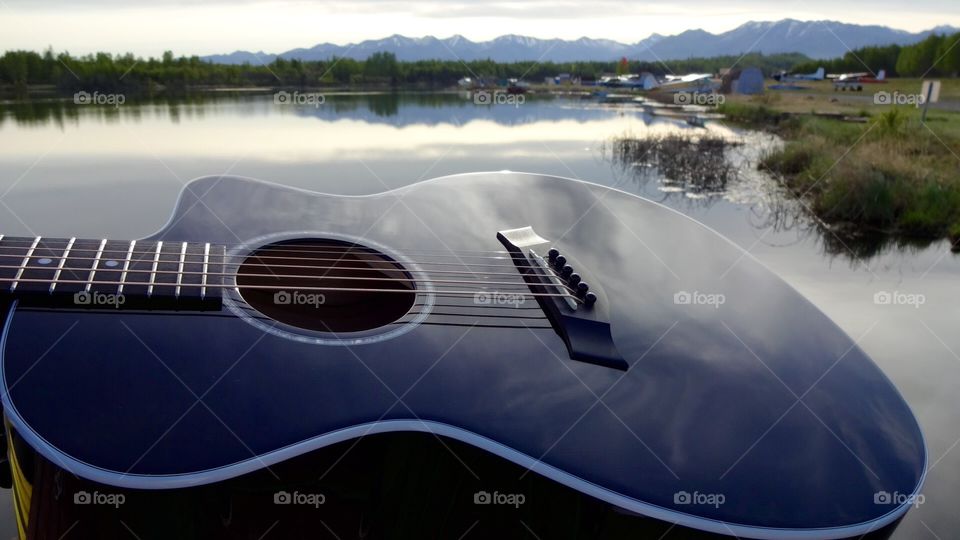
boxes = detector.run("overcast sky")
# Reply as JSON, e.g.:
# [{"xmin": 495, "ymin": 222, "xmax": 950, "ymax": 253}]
[{"xmin": 1, "ymin": 0, "xmax": 957, "ymax": 57}]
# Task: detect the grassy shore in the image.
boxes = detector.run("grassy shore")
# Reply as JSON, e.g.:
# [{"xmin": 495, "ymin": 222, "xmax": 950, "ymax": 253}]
[{"xmin": 718, "ymin": 79, "xmax": 960, "ymax": 248}]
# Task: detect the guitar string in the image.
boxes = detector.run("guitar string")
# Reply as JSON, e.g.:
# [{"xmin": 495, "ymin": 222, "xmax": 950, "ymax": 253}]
[
  {"xmin": 0, "ymin": 252, "xmax": 577, "ymax": 290},
  {"xmin": 228, "ymin": 299, "xmax": 547, "ymax": 313},
  {"xmin": 211, "ymin": 246, "xmax": 520, "ymax": 260},
  {"xmin": 0, "ymin": 263, "xmax": 573, "ymax": 292},
  {"xmin": 0, "ymin": 239, "xmax": 513, "ymax": 256},
  {"xmin": 0, "ymin": 245, "xmax": 524, "ymax": 260},
  {"xmin": 0, "ymin": 251, "xmax": 573, "ymax": 276},
  {"xmin": 22, "ymin": 307, "xmax": 554, "ymax": 328},
  {"xmin": 31, "ymin": 311, "xmax": 554, "ymax": 329},
  {"xmin": 171, "ymin": 296, "xmax": 551, "ymax": 320},
  {"xmin": 0, "ymin": 277, "xmax": 583, "ymax": 301},
  {"xmin": 0, "ymin": 254, "xmax": 547, "ymax": 277},
  {"xmin": 0, "ymin": 243, "xmax": 586, "ymax": 297},
  {"xmin": 0, "ymin": 247, "xmax": 557, "ymax": 272},
  {"xmin": 228, "ymin": 301, "xmax": 550, "ymax": 321},
  {"xmin": 0, "ymin": 252, "xmax": 556, "ymax": 276},
  {"xmin": 225, "ymin": 301, "xmax": 550, "ymax": 321},
  {"xmin": 61, "ymin": 298, "xmax": 551, "ymax": 320},
  {"xmin": 229, "ymin": 302, "xmax": 550, "ymax": 321},
  {"xmin": 0, "ymin": 239, "xmax": 577, "ymax": 317}
]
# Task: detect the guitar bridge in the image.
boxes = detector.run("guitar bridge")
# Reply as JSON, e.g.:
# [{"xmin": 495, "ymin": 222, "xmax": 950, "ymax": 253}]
[{"xmin": 497, "ymin": 226, "xmax": 627, "ymax": 371}]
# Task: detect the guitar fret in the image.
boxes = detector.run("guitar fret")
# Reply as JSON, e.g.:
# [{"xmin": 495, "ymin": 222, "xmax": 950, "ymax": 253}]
[
  {"xmin": 85, "ymin": 239, "xmax": 108, "ymax": 293},
  {"xmin": 117, "ymin": 240, "xmax": 136, "ymax": 295},
  {"xmin": 175, "ymin": 241, "xmax": 188, "ymax": 298},
  {"xmin": 202, "ymin": 242, "xmax": 210, "ymax": 299},
  {"xmin": 10, "ymin": 236, "xmax": 41, "ymax": 292},
  {"xmin": 0, "ymin": 236, "xmax": 221, "ymax": 309},
  {"xmin": 49, "ymin": 237, "xmax": 76, "ymax": 294},
  {"xmin": 147, "ymin": 241, "xmax": 163, "ymax": 297}
]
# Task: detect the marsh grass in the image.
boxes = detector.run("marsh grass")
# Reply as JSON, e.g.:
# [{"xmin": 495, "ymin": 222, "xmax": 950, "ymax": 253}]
[
  {"xmin": 760, "ymin": 107, "xmax": 960, "ymax": 240},
  {"xmin": 716, "ymin": 102, "xmax": 786, "ymax": 127},
  {"xmin": 606, "ymin": 133, "xmax": 740, "ymax": 194}
]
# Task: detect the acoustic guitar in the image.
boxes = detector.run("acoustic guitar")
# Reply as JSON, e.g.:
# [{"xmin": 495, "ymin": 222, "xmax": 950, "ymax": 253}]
[{"xmin": 0, "ymin": 173, "xmax": 924, "ymax": 539}]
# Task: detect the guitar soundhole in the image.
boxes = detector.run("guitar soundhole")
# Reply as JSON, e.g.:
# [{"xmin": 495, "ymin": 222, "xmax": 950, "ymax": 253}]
[{"xmin": 236, "ymin": 239, "xmax": 417, "ymax": 333}]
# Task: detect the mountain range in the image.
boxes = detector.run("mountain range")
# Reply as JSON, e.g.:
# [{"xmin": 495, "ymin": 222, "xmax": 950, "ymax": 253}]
[{"xmin": 203, "ymin": 19, "xmax": 958, "ymax": 65}]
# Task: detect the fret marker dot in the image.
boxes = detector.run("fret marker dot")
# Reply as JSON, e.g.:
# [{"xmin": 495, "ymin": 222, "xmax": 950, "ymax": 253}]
[
  {"xmin": 105, "ymin": 260, "xmax": 120, "ymax": 267},
  {"xmin": 37, "ymin": 258, "xmax": 52, "ymax": 265}
]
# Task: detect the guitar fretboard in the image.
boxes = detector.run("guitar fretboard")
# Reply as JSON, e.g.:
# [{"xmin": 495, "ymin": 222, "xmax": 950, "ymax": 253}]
[{"xmin": 0, "ymin": 236, "xmax": 224, "ymax": 310}]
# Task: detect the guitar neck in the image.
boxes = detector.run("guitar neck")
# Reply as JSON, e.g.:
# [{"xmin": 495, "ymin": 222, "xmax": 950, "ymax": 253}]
[{"xmin": 0, "ymin": 236, "xmax": 225, "ymax": 310}]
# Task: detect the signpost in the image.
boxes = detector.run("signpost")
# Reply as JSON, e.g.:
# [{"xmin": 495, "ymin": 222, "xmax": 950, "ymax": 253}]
[{"xmin": 920, "ymin": 80, "xmax": 941, "ymax": 123}]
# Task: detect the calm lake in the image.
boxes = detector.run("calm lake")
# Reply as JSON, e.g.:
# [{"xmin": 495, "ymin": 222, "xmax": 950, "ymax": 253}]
[{"xmin": 0, "ymin": 91, "xmax": 957, "ymax": 538}]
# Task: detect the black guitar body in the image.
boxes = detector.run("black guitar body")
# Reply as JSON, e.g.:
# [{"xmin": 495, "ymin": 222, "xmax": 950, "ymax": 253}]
[{"xmin": 1, "ymin": 173, "xmax": 924, "ymax": 539}]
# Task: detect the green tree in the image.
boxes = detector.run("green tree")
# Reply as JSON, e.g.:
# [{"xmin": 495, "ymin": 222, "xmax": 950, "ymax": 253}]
[
  {"xmin": 935, "ymin": 33, "xmax": 960, "ymax": 76},
  {"xmin": 364, "ymin": 51, "xmax": 399, "ymax": 83}
]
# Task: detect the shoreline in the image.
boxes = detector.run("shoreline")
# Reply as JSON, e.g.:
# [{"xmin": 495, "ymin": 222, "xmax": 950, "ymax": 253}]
[{"xmin": 715, "ymin": 82, "xmax": 959, "ymax": 251}]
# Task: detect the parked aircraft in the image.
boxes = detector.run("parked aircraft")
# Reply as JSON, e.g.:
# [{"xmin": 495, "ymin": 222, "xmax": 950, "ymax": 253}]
[
  {"xmin": 658, "ymin": 73, "xmax": 718, "ymax": 93},
  {"xmin": 831, "ymin": 70, "xmax": 886, "ymax": 91},
  {"xmin": 772, "ymin": 67, "xmax": 825, "ymax": 82}
]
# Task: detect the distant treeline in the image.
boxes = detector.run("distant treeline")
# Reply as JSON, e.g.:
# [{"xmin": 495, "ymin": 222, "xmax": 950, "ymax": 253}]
[
  {"xmin": 627, "ymin": 52, "xmax": 809, "ymax": 76},
  {"xmin": 0, "ymin": 49, "xmax": 807, "ymax": 93},
  {"xmin": 792, "ymin": 31, "xmax": 960, "ymax": 77}
]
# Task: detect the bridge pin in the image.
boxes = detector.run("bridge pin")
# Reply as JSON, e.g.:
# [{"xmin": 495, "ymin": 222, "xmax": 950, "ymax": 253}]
[{"xmin": 577, "ymin": 281, "xmax": 590, "ymax": 296}]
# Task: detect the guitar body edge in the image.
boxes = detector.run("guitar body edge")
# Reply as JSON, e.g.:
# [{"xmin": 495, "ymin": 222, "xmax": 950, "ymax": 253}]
[{"xmin": 0, "ymin": 173, "xmax": 926, "ymax": 539}]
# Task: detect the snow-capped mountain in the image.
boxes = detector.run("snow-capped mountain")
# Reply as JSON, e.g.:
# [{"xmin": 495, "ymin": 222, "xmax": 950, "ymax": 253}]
[{"xmin": 202, "ymin": 19, "xmax": 958, "ymax": 64}]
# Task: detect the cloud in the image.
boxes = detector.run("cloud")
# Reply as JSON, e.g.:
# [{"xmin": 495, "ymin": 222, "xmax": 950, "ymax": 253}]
[{"xmin": 1, "ymin": 0, "xmax": 956, "ymax": 57}]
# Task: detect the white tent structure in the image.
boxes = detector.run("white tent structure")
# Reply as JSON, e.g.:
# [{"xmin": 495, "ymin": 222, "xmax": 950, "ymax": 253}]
[{"xmin": 636, "ymin": 72, "xmax": 658, "ymax": 90}]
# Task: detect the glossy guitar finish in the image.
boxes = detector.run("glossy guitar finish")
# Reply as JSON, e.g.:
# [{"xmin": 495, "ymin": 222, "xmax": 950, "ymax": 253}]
[{"xmin": 1, "ymin": 173, "xmax": 925, "ymax": 539}]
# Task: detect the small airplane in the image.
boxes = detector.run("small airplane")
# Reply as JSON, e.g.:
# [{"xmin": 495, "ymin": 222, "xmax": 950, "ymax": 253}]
[
  {"xmin": 599, "ymin": 74, "xmax": 658, "ymax": 90},
  {"xmin": 657, "ymin": 73, "xmax": 717, "ymax": 93},
  {"xmin": 772, "ymin": 67, "xmax": 825, "ymax": 82},
  {"xmin": 830, "ymin": 70, "xmax": 886, "ymax": 91}
]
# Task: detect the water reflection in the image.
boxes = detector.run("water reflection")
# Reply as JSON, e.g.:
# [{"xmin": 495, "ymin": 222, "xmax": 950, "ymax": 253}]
[
  {"xmin": 3, "ymin": 92, "xmax": 612, "ymax": 128},
  {"xmin": 754, "ymin": 194, "xmax": 944, "ymax": 262},
  {"xmin": 598, "ymin": 124, "xmax": 951, "ymax": 263},
  {"xmin": 602, "ymin": 132, "xmax": 739, "ymax": 200},
  {"xmin": 0, "ymin": 93, "xmax": 225, "ymax": 127},
  {"xmin": 0, "ymin": 92, "xmax": 950, "ymax": 264}
]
